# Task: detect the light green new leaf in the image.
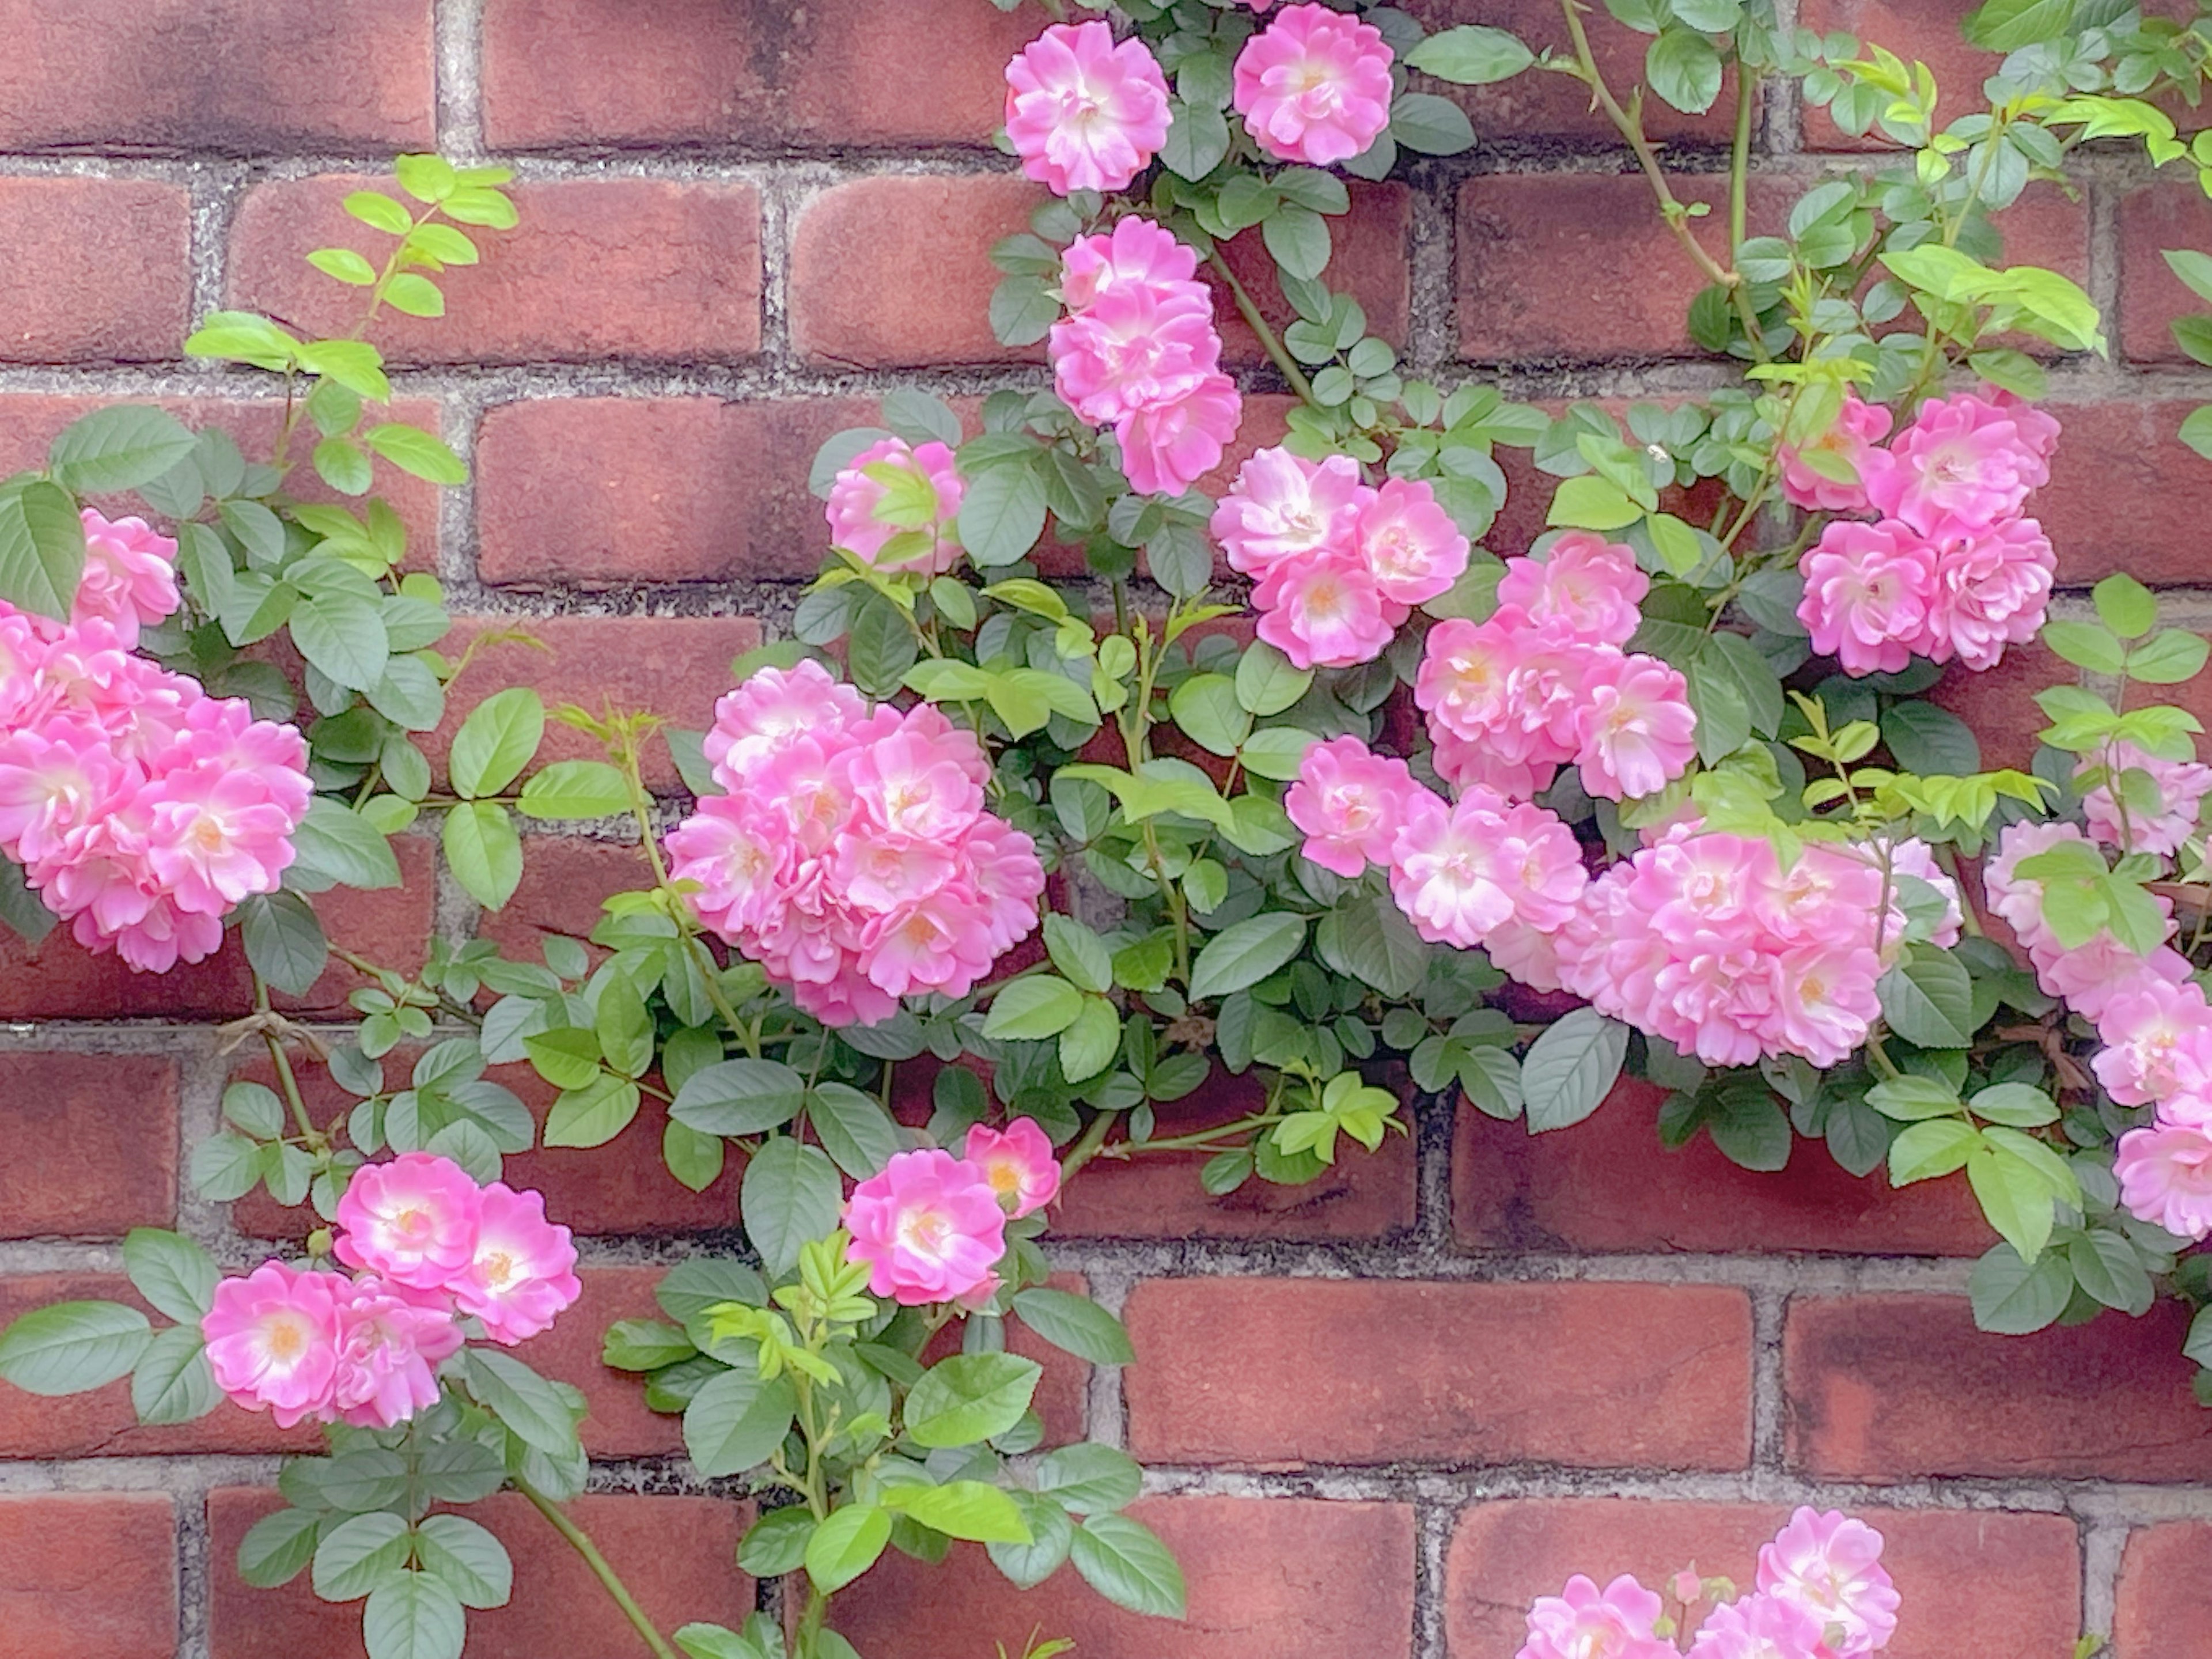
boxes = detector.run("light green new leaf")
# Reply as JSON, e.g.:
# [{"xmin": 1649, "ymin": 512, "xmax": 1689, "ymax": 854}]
[
  {"xmin": 805, "ymin": 1505, "xmax": 892, "ymax": 1594},
  {"xmin": 984, "ymin": 976, "xmax": 1087, "ymax": 1040},
  {"xmin": 450, "ymin": 688, "xmax": 546, "ymax": 800},
  {"xmin": 1013, "ymin": 1287, "xmax": 1135, "ymax": 1366},
  {"xmin": 444, "ymin": 801, "xmax": 523, "ymax": 910},
  {"xmin": 904, "ymin": 1353, "xmax": 1043, "ymax": 1448}
]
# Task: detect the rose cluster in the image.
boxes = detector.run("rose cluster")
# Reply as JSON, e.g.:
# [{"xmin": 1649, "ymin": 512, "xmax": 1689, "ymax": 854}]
[
  {"xmin": 1048, "ymin": 216, "xmax": 1242, "ymax": 498},
  {"xmin": 665, "ymin": 660, "xmax": 1047, "ymax": 1028},
  {"xmin": 1519, "ymin": 1508, "xmax": 1899, "ymax": 1659},
  {"xmin": 824, "ymin": 435, "xmax": 967, "ymax": 575},
  {"xmin": 200, "ymin": 1153, "xmax": 581, "ymax": 1430},
  {"xmin": 1414, "ymin": 535, "xmax": 1699, "ymax": 802},
  {"xmin": 1793, "ymin": 389, "xmax": 2059, "ymax": 675},
  {"xmin": 843, "ymin": 1120, "xmax": 1061, "ymax": 1306},
  {"xmin": 1213, "ymin": 447, "xmax": 1471, "ymax": 669},
  {"xmin": 0, "ymin": 510, "xmax": 311, "ymax": 972},
  {"xmin": 1984, "ymin": 820, "xmax": 2212, "ymax": 1238}
]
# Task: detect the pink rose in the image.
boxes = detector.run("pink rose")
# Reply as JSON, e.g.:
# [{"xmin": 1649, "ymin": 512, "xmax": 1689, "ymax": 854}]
[
  {"xmin": 74, "ymin": 510, "xmax": 180, "ymax": 646},
  {"xmin": 1354, "ymin": 477, "xmax": 1469, "ymax": 608},
  {"xmin": 843, "ymin": 1147, "xmax": 1008, "ymax": 1306},
  {"xmin": 1005, "ymin": 21, "xmax": 1172, "ymax": 195},
  {"xmin": 1688, "ymin": 1592, "xmax": 1831, "ymax": 1658},
  {"xmin": 1865, "ymin": 391, "xmax": 2052, "ymax": 536},
  {"xmin": 1517, "ymin": 1574, "xmax": 1674, "ymax": 1659},
  {"xmin": 1575, "ymin": 652, "xmax": 1698, "ymax": 801},
  {"xmin": 965, "ymin": 1120, "xmax": 1062, "ymax": 1218},
  {"xmin": 825, "ymin": 436, "xmax": 967, "ymax": 575},
  {"xmin": 1116, "ymin": 372, "xmax": 1241, "ymax": 497},
  {"xmin": 1211, "ymin": 446, "xmax": 1368, "ymax": 581},
  {"xmin": 1495, "ymin": 534, "xmax": 1648, "ymax": 647},
  {"xmin": 202, "ymin": 1262, "xmax": 344, "ymax": 1429},
  {"xmin": 333, "ymin": 1152, "xmax": 484, "ymax": 1291},
  {"xmin": 1287, "ymin": 734, "xmax": 1423, "ymax": 878},
  {"xmin": 1797, "ymin": 518, "xmax": 1941, "ymax": 677},
  {"xmin": 1756, "ymin": 1508, "xmax": 1899, "ymax": 1657},
  {"xmin": 1922, "ymin": 516, "xmax": 2054, "ymax": 671},
  {"xmin": 1252, "ymin": 547, "xmax": 1396, "ymax": 668},
  {"xmin": 2080, "ymin": 740, "xmax": 2212, "ymax": 857},
  {"xmin": 1233, "ymin": 3, "xmax": 1395, "ymax": 166},
  {"xmin": 450, "ymin": 1183, "xmax": 583, "ymax": 1346},
  {"xmin": 1779, "ymin": 393, "xmax": 1893, "ymax": 514},
  {"xmin": 2117, "ymin": 1122, "xmax": 2212, "ymax": 1240},
  {"xmin": 329, "ymin": 1275, "xmax": 464, "ymax": 1430}
]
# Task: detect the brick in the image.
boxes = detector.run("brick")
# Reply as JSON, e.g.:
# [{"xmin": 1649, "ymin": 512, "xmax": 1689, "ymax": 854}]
[
  {"xmin": 1786, "ymin": 1293, "xmax": 2212, "ymax": 1481},
  {"xmin": 2039, "ymin": 400, "xmax": 2212, "ymax": 586},
  {"xmin": 230, "ymin": 177, "xmax": 762, "ymax": 366},
  {"xmin": 1796, "ymin": 1, "xmax": 1990, "ymax": 151},
  {"xmin": 208, "ymin": 1488, "xmax": 754, "ymax": 1659},
  {"xmin": 0, "ymin": 1272, "xmax": 310, "ymax": 1457},
  {"xmin": 0, "ymin": 1054, "xmax": 179, "ymax": 1238},
  {"xmin": 514, "ymin": 1266, "xmax": 680, "ymax": 1457},
  {"xmin": 833, "ymin": 1495, "xmax": 1416, "ymax": 1659},
  {"xmin": 473, "ymin": 834, "xmax": 657, "ymax": 963},
  {"xmin": 482, "ymin": 0, "xmax": 1039, "ymax": 150},
  {"xmin": 1124, "ymin": 1278, "xmax": 1751, "ymax": 1469},
  {"xmin": 1052, "ymin": 1068, "xmax": 1417, "ymax": 1241},
  {"xmin": 1454, "ymin": 1078, "xmax": 1993, "ymax": 1256},
  {"xmin": 1446, "ymin": 1498, "xmax": 2081, "ymax": 1659},
  {"xmin": 429, "ymin": 615, "xmax": 761, "ymax": 794},
  {"xmin": 476, "ymin": 396, "xmax": 875, "ymax": 588},
  {"xmin": 278, "ymin": 833, "xmax": 437, "ymax": 1011},
  {"xmin": 0, "ymin": 393, "xmax": 446, "ymax": 566},
  {"xmin": 0, "ymin": 0, "xmax": 432, "ymax": 152},
  {"xmin": 2119, "ymin": 179, "xmax": 2212, "ymax": 363},
  {"xmin": 1210, "ymin": 183, "xmax": 1411, "ymax": 362},
  {"xmin": 1928, "ymin": 642, "xmax": 2063, "ymax": 773},
  {"xmin": 0, "ymin": 1494, "xmax": 177, "ymax": 1659},
  {"xmin": 1399, "ymin": 0, "xmax": 1740, "ymax": 142},
  {"xmin": 0, "ymin": 179, "xmax": 190, "ymax": 363},
  {"xmin": 2115, "ymin": 1523, "xmax": 2212, "ymax": 1654}
]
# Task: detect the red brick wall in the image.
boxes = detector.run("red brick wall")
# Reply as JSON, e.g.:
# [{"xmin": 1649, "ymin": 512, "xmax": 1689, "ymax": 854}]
[{"xmin": 1, "ymin": 2, "xmax": 2209, "ymax": 1656}]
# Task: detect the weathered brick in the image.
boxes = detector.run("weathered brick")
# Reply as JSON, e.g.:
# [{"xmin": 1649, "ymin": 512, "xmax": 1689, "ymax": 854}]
[
  {"xmin": 0, "ymin": 1272, "xmax": 310, "ymax": 1457},
  {"xmin": 0, "ymin": 0, "xmax": 433, "ymax": 151},
  {"xmin": 2115, "ymin": 1522, "xmax": 2212, "ymax": 1654},
  {"xmin": 2039, "ymin": 400, "xmax": 2212, "ymax": 586},
  {"xmin": 0, "ymin": 1053, "xmax": 179, "ymax": 1238},
  {"xmin": 207, "ymin": 1488, "xmax": 755, "ymax": 1659},
  {"xmin": 2119, "ymin": 179, "xmax": 2212, "ymax": 364},
  {"xmin": 472, "ymin": 834, "xmax": 656, "ymax": 963},
  {"xmin": 0, "ymin": 1493, "xmax": 178, "ymax": 1659},
  {"xmin": 1454, "ymin": 1079, "xmax": 1993, "ymax": 1256},
  {"xmin": 482, "ymin": 0, "xmax": 1039, "ymax": 150},
  {"xmin": 1927, "ymin": 642, "xmax": 2062, "ymax": 772},
  {"xmin": 514, "ymin": 1266, "xmax": 681, "ymax": 1457},
  {"xmin": 475, "ymin": 397, "xmax": 874, "ymax": 588},
  {"xmin": 428, "ymin": 615, "xmax": 761, "ymax": 794},
  {"xmin": 1786, "ymin": 1293, "xmax": 2212, "ymax": 1482},
  {"xmin": 0, "ymin": 179, "xmax": 190, "ymax": 363},
  {"xmin": 1210, "ymin": 183, "xmax": 1411, "ymax": 362},
  {"xmin": 1446, "ymin": 1498, "xmax": 2081, "ymax": 1659},
  {"xmin": 832, "ymin": 1496, "xmax": 1416, "ymax": 1659},
  {"xmin": 1124, "ymin": 1278, "xmax": 1752, "ymax": 1469},
  {"xmin": 230, "ymin": 177, "xmax": 763, "ymax": 365},
  {"xmin": 1053, "ymin": 1069, "xmax": 1417, "ymax": 1241}
]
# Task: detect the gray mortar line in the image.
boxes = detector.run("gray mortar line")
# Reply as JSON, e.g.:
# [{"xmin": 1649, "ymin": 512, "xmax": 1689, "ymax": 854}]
[{"xmin": 434, "ymin": 0, "xmax": 487, "ymax": 162}]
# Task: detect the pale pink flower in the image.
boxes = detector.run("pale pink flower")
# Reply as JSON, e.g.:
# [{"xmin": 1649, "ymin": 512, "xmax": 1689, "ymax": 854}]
[
  {"xmin": 1797, "ymin": 520, "xmax": 1941, "ymax": 677},
  {"xmin": 1117, "ymin": 372, "xmax": 1241, "ymax": 497},
  {"xmin": 2032, "ymin": 935, "xmax": 2188, "ymax": 1026},
  {"xmin": 201, "ymin": 1262, "xmax": 343, "ymax": 1429},
  {"xmin": 1577, "ymin": 653, "xmax": 1698, "ymax": 800},
  {"xmin": 863, "ymin": 888, "xmax": 1001, "ymax": 1002},
  {"xmin": 1865, "ymin": 391, "xmax": 2052, "ymax": 536},
  {"xmin": 1496, "ymin": 536, "xmax": 1648, "ymax": 648},
  {"xmin": 1253, "ymin": 547, "xmax": 1395, "ymax": 669},
  {"xmin": 1483, "ymin": 917, "xmax": 1567, "ymax": 993},
  {"xmin": 142, "ymin": 762, "xmax": 300, "ymax": 915},
  {"xmin": 1779, "ymin": 394, "xmax": 1895, "ymax": 514},
  {"xmin": 965, "ymin": 816, "xmax": 1050, "ymax": 957},
  {"xmin": 101, "ymin": 896, "xmax": 226, "ymax": 975},
  {"xmin": 1286, "ymin": 734, "xmax": 1422, "ymax": 877},
  {"xmin": 333, "ymin": 1153, "xmax": 483, "ymax": 1292},
  {"xmin": 703, "ymin": 660, "xmax": 869, "ymax": 790},
  {"xmin": 1688, "ymin": 1592, "xmax": 1831, "ymax": 1659},
  {"xmin": 1211, "ymin": 446, "xmax": 1368, "ymax": 581},
  {"xmin": 664, "ymin": 798, "xmax": 789, "ymax": 940},
  {"xmin": 965, "ymin": 1120, "xmax": 1062, "ymax": 1218},
  {"xmin": 1233, "ymin": 2, "xmax": 1395, "ymax": 166},
  {"xmin": 2081, "ymin": 741, "xmax": 2212, "ymax": 857},
  {"xmin": 74, "ymin": 511, "xmax": 179, "ymax": 645},
  {"xmin": 1053, "ymin": 279, "xmax": 1222, "ymax": 429},
  {"xmin": 1058, "ymin": 215, "xmax": 1199, "ymax": 313},
  {"xmin": 1763, "ymin": 942, "xmax": 1883, "ymax": 1067},
  {"xmin": 826, "ymin": 437, "xmax": 966, "ymax": 575},
  {"xmin": 844, "ymin": 727, "xmax": 986, "ymax": 842},
  {"xmin": 1415, "ymin": 619, "xmax": 1525, "ymax": 745},
  {"xmin": 2092, "ymin": 980, "xmax": 2212, "ymax": 1108},
  {"xmin": 1517, "ymin": 1574, "xmax": 1675, "ymax": 1659},
  {"xmin": 1388, "ymin": 789, "xmax": 1519, "ymax": 948},
  {"xmin": 1429, "ymin": 732, "xmax": 1555, "ymax": 802},
  {"xmin": 843, "ymin": 1148, "xmax": 1008, "ymax": 1305},
  {"xmin": 1005, "ymin": 21, "xmax": 1171, "ymax": 195},
  {"xmin": 0, "ymin": 723, "xmax": 126, "ymax": 866},
  {"xmin": 1756, "ymin": 1508, "xmax": 1899, "ymax": 1657},
  {"xmin": 1982, "ymin": 819, "xmax": 2089, "ymax": 951},
  {"xmin": 450, "ymin": 1183, "xmax": 582, "ymax": 1345},
  {"xmin": 2116, "ymin": 1122, "xmax": 2212, "ymax": 1239},
  {"xmin": 1354, "ymin": 478, "xmax": 1469, "ymax": 608},
  {"xmin": 1885, "ymin": 838, "xmax": 1964, "ymax": 949},
  {"xmin": 329, "ymin": 1275, "xmax": 463, "ymax": 1430},
  {"xmin": 1922, "ymin": 517, "xmax": 2055, "ymax": 672}
]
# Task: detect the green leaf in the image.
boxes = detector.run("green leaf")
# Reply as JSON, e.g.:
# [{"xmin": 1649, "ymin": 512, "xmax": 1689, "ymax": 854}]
[
  {"xmin": 443, "ymin": 801, "xmax": 523, "ymax": 910},
  {"xmin": 0, "ymin": 479, "xmax": 86, "ymax": 622},
  {"xmin": 1969, "ymin": 1241, "xmax": 2073, "ymax": 1334},
  {"xmin": 984, "ymin": 976, "xmax": 1088, "ymax": 1040},
  {"xmin": 464, "ymin": 1349, "xmax": 579, "ymax": 1456},
  {"xmin": 1237, "ymin": 726, "xmax": 1319, "ymax": 781},
  {"xmin": 671, "ymin": 1059, "xmax": 806, "ymax": 1136},
  {"xmin": 1043, "ymin": 915, "xmax": 1113, "ymax": 994},
  {"xmin": 1188, "ymin": 913, "xmax": 1309, "ymax": 1002},
  {"xmin": 601, "ymin": 1319, "xmax": 697, "ymax": 1372},
  {"xmin": 1168, "ymin": 673, "xmax": 1251, "ymax": 757},
  {"xmin": 47, "ymin": 406, "xmax": 197, "ymax": 493},
  {"xmin": 990, "ymin": 1493, "xmax": 1076, "ymax": 1589},
  {"xmin": 1876, "ymin": 946, "xmax": 1976, "ymax": 1048},
  {"xmin": 1406, "ymin": 24, "xmax": 1534, "ymax": 83},
  {"xmin": 1389, "ymin": 91, "xmax": 1476, "ymax": 154},
  {"xmin": 308, "ymin": 247, "xmax": 379, "ymax": 286},
  {"xmin": 2040, "ymin": 620, "xmax": 2127, "ymax": 675},
  {"xmin": 1865, "ymin": 1075, "xmax": 1963, "ymax": 1121},
  {"xmin": 382, "ymin": 274, "xmax": 445, "ymax": 319},
  {"xmin": 1521, "ymin": 1008, "xmax": 1629, "ymax": 1132},
  {"xmin": 131, "ymin": 1324, "xmax": 218, "ymax": 1425},
  {"xmin": 361, "ymin": 1571, "xmax": 467, "ymax": 1659},
  {"xmin": 1070, "ymin": 1513, "xmax": 1187, "ymax": 1619},
  {"xmin": 805, "ymin": 1505, "xmax": 892, "ymax": 1594},
  {"xmin": 1035, "ymin": 1443, "xmax": 1143, "ymax": 1514},
  {"xmin": 295, "ymin": 339, "xmax": 391, "ymax": 402},
  {"xmin": 1880, "ymin": 701, "xmax": 1980, "ymax": 775},
  {"xmin": 190, "ymin": 1132, "xmax": 264, "ymax": 1201},
  {"xmin": 1316, "ymin": 893, "xmax": 1428, "ymax": 998},
  {"xmin": 904, "ymin": 1353, "xmax": 1043, "ymax": 1448},
  {"xmin": 1546, "ymin": 476, "xmax": 1644, "ymax": 532},
  {"xmin": 657, "ymin": 1259, "xmax": 768, "ymax": 1328},
  {"xmin": 1059, "ymin": 997, "xmax": 1121, "ymax": 1084},
  {"xmin": 2093, "ymin": 573, "xmax": 2159, "ymax": 640},
  {"xmin": 123, "ymin": 1229, "xmax": 219, "ymax": 1322},
  {"xmin": 0, "ymin": 856, "xmax": 56, "ymax": 945},
  {"xmin": 544, "ymin": 1073, "xmax": 642, "ymax": 1149},
  {"xmin": 895, "ymin": 1482, "xmax": 1033, "ymax": 1545},
  {"xmin": 1967, "ymin": 1140, "xmax": 2057, "ymax": 1262},
  {"xmin": 450, "ymin": 687, "xmax": 546, "ymax": 799},
  {"xmin": 736, "ymin": 1509, "xmax": 816, "ymax": 1577},
  {"xmin": 1234, "ymin": 642, "xmax": 1312, "ymax": 717},
  {"xmin": 809, "ymin": 1081, "xmax": 902, "ymax": 1179},
  {"xmin": 0, "ymin": 1300, "xmax": 150, "ymax": 1395},
  {"xmin": 1012, "ymin": 1287, "xmax": 1134, "ymax": 1365},
  {"xmin": 2126, "ymin": 630, "xmax": 2211, "ymax": 685},
  {"xmin": 957, "ymin": 462, "xmax": 1047, "ymax": 567},
  {"xmin": 740, "ymin": 1138, "xmax": 843, "ymax": 1278},
  {"xmin": 1647, "ymin": 26, "xmax": 1724, "ymax": 112},
  {"xmin": 289, "ymin": 797, "xmax": 404, "ymax": 892},
  {"xmin": 237, "ymin": 1508, "xmax": 323, "ymax": 1589},
  {"xmin": 684, "ymin": 1366, "xmax": 799, "ymax": 1478},
  {"xmin": 361, "ymin": 423, "xmax": 467, "ymax": 485},
  {"xmin": 313, "ymin": 1511, "xmax": 412, "ymax": 1601},
  {"xmin": 2068, "ymin": 1228, "xmax": 2156, "ymax": 1315},
  {"xmin": 1262, "ymin": 206, "xmax": 1331, "ymax": 282},
  {"xmin": 1888, "ymin": 1117, "xmax": 1980, "ymax": 1185},
  {"xmin": 1964, "ymin": 0, "xmax": 2080, "ymax": 51},
  {"xmin": 1160, "ymin": 98, "xmax": 1230, "ymax": 180},
  {"xmin": 517, "ymin": 760, "xmax": 630, "ymax": 820},
  {"xmin": 415, "ymin": 1514, "xmax": 513, "ymax": 1609}
]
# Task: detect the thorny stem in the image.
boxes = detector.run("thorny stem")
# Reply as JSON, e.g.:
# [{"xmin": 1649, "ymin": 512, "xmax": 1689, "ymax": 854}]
[
  {"xmin": 1205, "ymin": 247, "xmax": 1316, "ymax": 405},
  {"xmin": 253, "ymin": 974, "xmax": 327, "ymax": 1152},
  {"xmin": 1103, "ymin": 1110, "xmax": 1280, "ymax": 1158},
  {"xmin": 1058, "ymin": 1105, "xmax": 1120, "ymax": 1180},
  {"xmin": 516, "ymin": 1475, "xmax": 681, "ymax": 1659}
]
